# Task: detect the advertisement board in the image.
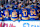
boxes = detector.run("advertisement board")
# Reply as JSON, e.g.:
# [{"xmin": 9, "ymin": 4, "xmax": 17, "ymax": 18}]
[{"xmin": 0, "ymin": 20, "xmax": 40, "ymax": 27}]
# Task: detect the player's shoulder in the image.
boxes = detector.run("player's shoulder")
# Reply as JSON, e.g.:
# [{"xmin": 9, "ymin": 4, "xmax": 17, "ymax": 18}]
[
  {"xmin": 14, "ymin": 9, "xmax": 19, "ymax": 11},
  {"xmin": 32, "ymin": 8, "xmax": 38, "ymax": 10}
]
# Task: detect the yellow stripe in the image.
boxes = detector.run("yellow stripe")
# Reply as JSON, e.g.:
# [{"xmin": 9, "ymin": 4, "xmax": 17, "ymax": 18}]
[
  {"xmin": 22, "ymin": 17, "xmax": 29, "ymax": 20},
  {"xmin": 11, "ymin": 18, "xmax": 18, "ymax": 21},
  {"xmin": 30, "ymin": 16, "xmax": 38, "ymax": 18}
]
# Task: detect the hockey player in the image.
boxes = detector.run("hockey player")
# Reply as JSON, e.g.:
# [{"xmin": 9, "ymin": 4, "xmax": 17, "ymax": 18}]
[{"xmin": 3, "ymin": 5, "xmax": 10, "ymax": 21}]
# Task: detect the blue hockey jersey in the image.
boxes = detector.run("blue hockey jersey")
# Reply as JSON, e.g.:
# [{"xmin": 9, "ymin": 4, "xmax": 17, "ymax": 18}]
[
  {"xmin": 10, "ymin": 9, "xmax": 19, "ymax": 21},
  {"xmin": 19, "ymin": 8, "xmax": 29, "ymax": 20},
  {"xmin": 3, "ymin": 9, "xmax": 10, "ymax": 21},
  {"xmin": 29, "ymin": 8, "xmax": 39, "ymax": 20}
]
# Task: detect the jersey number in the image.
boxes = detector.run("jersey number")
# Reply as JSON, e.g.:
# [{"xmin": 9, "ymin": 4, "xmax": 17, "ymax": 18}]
[
  {"xmin": 12, "ymin": 12, "xmax": 17, "ymax": 17},
  {"xmin": 22, "ymin": 11, "xmax": 27, "ymax": 16},
  {"xmin": 30, "ymin": 10, "xmax": 36, "ymax": 15}
]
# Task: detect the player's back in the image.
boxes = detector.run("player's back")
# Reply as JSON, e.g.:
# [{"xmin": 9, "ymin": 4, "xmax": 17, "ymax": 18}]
[
  {"xmin": 19, "ymin": 8, "xmax": 29, "ymax": 20},
  {"xmin": 29, "ymin": 8, "xmax": 39, "ymax": 20},
  {"xmin": 10, "ymin": 9, "xmax": 19, "ymax": 21},
  {"xmin": 3, "ymin": 9, "xmax": 10, "ymax": 21}
]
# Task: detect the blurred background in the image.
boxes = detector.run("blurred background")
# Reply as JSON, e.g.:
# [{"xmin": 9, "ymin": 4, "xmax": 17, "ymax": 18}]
[{"xmin": 0, "ymin": 0, "xmax": 40, "ymax": 5}]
